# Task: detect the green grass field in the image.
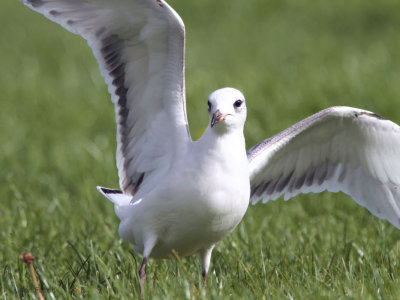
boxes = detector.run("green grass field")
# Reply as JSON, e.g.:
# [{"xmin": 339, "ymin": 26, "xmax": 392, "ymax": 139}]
[{"xmin": 2, "ymin": 0, "xmax": 400, "ymax": 298}]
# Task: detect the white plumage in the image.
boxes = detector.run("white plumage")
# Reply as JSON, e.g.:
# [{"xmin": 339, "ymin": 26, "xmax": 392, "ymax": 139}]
[
  {"xmin": 248, "ymin": 107, "xmax": 400, "ymax": 227},
  {"xmin": 21, "ymin": 0, "xmax": 400, "ymax": 289}
]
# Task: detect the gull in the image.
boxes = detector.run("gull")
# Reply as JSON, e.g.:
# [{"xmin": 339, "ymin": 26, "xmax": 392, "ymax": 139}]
[{"xmin": 22, "ymin": 0, "xmax": 400, "ymax": 289}]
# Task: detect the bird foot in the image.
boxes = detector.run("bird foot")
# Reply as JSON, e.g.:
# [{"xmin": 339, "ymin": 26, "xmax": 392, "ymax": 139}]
[
  {"xmin": 202, "ymin": 270, "xmax": 207, "ymax": 287},
  {"xmin": 138, "ymin": 257, "xmax": 147, "ymax": 295}
]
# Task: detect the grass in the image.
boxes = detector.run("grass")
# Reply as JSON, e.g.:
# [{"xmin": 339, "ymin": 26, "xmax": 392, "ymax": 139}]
[{"xmin": 1, "ymin": 0, "xmax": 400, "ymax": 298}]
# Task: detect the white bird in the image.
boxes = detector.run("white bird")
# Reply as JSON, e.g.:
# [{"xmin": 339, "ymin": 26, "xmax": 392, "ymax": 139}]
[{"xmin": 22, "ymin": 0, "xmax": 400, "ymax": 289}]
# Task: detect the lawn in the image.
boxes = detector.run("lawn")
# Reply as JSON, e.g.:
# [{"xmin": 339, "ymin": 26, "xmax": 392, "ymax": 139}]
[{"xmin": 1, "ymin": 0, "xmax": 400, "ymax": 299}]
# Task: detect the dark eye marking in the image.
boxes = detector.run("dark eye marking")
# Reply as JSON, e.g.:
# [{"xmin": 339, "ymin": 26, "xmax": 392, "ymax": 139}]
[
  {"xmin": 234, "ymin": 99, "xmax": 243, "ymax": 108},
  {"xmin": 207, "ymin": 101, "xmax": 211, "ymax": 112}
]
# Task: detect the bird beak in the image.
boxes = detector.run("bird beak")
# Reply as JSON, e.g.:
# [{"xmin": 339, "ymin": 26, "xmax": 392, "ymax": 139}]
[{"xmin": 211, "ymin": 110, "xmax": 228, "ymax": 127}]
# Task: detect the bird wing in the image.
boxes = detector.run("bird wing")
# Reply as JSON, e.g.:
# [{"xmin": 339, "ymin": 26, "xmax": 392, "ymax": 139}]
[
  {"xmin": 22, "ymin": 0, "xmax": 190, "ymax": 195},
  {"xmin": 247, "ymin": 106, "xmax": 400, "ymax": 228}
]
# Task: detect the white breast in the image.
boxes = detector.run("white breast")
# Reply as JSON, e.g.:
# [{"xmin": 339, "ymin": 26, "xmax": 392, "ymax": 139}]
[{"xmin": 119, "ymin": 129, "xmax": 250, "ymax": 258}]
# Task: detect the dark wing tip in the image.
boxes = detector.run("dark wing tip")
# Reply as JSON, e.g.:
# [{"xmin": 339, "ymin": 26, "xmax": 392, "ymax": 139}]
[
  {"xmin": 25, "ymin": 0, "xmax": 44, "ymax": 8},
  {"xmin": 354, "ymin": 111, "xmax": 387, "ymax": 120},
  {"xmin": 97, "ymin": 186, "xmax": 123, "ymax": 194}
]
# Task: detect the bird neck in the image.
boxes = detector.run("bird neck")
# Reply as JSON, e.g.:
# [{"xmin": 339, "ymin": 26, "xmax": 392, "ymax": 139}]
[{"xmin": 200, "ymin": 125, "xmax": 247, "ymax": 159}]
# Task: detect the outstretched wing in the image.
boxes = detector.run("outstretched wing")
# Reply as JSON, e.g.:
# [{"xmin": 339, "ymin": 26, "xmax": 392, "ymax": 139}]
[
  {"xmin": 248, "ymin": 106, "xmax": 400, "ymax": 228},
  {"xmin": 22, "ymin": 0, "xmax": 190, "ymax": 195}
]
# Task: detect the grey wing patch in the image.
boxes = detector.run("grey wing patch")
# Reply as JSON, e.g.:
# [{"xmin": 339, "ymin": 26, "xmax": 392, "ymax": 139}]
[
  {"xmin": 250, "ymin": 162, "xmax": 341, "ymax": 203},
  {"xmin": 25, "ymin": 0, "xmax": 44, "ymax": 8},
  {"xmin": 98, "ymin": 33, "xmax": 145, "ymax": 195},
  {"xmin": 247, "ymin": 107, "xmax": 337, "ymax": 162},
  {"xmin": 49, "ymin": 10, "xmax": 62, "ymax": 16}
]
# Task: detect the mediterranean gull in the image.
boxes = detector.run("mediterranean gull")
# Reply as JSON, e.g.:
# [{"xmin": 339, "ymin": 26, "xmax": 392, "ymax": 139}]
[{"xmin": 22, "ymin": 0, "xmax": 400, "ymax": 288}]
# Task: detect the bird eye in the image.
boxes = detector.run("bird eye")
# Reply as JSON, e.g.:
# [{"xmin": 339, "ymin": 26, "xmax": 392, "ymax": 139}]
[
  {"xmin": 207, "ymin": 101, "xmax": 211, "ymax": 112},
  {"xmin": 234, "ymin": 99, "xmax": 243, "ymax": 108}
]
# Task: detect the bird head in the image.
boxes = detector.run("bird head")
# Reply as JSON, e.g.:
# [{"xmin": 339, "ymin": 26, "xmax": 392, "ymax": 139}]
[{"xmin": 207, "ymin": 87, "xmax": 247, "ymax": 133}]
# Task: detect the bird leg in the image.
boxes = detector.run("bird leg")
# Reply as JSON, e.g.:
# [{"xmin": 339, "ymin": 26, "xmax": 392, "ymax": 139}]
[
  {"xmin": 197, "ymin": 245, "xmax": 215, "ymax": 287},
  {"xmin": 138, "ymin": 257, "xmax": 147, "ymax": 294},
  {"xmin": 202, "ymin": 270, "xmax": 207, "ymax": 286},
  {"xmin": 138, "ymin": 235, "xmax": 157, "ymax": 295}
]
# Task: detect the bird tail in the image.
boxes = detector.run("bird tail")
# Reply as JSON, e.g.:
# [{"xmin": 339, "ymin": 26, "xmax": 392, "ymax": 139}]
[{"xmin": 97, "ymin": 186, "xmax": 132, "ymax": 206}]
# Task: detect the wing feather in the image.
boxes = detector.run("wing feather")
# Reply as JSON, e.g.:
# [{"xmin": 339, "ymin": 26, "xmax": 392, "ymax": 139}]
[
  {"xmin": 22, "ymin": 0, "xmax": 191, "ymax": 196},
  {"xmin": 248, "ymin": 106, "xmax": 400, "ymax": 228}
]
